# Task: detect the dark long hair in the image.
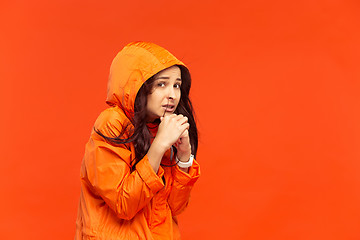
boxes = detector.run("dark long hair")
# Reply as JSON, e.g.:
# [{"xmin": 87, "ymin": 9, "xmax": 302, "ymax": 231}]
[{"xmin": 96, "ymin": 65, "xmax": 198, "ymax": 171}]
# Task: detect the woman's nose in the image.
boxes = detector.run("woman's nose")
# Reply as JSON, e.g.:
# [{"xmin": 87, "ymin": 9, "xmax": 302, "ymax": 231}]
[{"xmin": 167, "ymin": 86, "xmax": 176, "ymax": 99}]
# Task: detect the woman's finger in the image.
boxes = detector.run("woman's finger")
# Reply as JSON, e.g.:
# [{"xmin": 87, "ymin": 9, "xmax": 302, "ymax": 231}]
[
  {"xmin": 179, "ymin": 123, "xmax": 190, "ymax": 132},
  {"xmin": 178, "ymin": 116, "xmax": 188, "ymax": 125},
  {"xmin": 179, "ymin": 129, "xmax": 188, "ymax": 138}
]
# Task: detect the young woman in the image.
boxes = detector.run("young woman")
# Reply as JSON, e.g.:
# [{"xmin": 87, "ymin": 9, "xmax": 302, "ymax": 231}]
[{"xmin": 75, "ymin": 42, "xmax": 200, "ymax": 240}]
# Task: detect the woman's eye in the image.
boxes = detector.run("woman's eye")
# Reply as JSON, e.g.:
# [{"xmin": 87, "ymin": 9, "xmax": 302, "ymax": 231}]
[
  {"xmin": 157, "ymin": 82, "xmax": 165, "ymax": 87},
  {"xmin": 174, "ymin": 83, "xmax": 181, "ymax": 88}
]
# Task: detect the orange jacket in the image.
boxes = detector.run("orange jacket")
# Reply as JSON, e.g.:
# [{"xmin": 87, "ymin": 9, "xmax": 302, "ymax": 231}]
[{"xmin": 75, "ymin": 42, "xmax": 200, "ymax": 240}]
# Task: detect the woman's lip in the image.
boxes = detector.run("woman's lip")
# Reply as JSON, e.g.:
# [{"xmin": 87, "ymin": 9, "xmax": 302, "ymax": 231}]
[{"xmin": 162, "ymin": 105, "xmax": 175, "ymax": 111}]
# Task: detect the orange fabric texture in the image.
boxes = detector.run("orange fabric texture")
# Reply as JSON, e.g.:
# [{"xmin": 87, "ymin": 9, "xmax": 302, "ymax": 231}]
[{"xmin": 75, "ymin": 42, "xmax": 200, "ymax": 240}]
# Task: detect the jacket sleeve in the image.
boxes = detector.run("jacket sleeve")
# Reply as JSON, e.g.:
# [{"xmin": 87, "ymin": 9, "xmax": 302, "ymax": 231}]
[
  {"xmin": 167, "ymin": 159, "xmax": 200, "ymax": 216},
  {"xmin": 82, "ymin": 108, "xmax": 165, "ymax": 220}
]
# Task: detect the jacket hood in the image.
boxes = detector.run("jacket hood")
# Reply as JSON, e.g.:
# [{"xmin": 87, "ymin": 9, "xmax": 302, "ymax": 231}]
[{"xmin": 106, "ymin": 42, "xmax": 186, "ymax": 116}]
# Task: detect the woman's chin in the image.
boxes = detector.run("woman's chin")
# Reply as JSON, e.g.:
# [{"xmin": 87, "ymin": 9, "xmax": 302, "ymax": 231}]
[
  {"xmin": 146, "ymin": 111, "xmax": 175, "ymax": 123},
  {"xmin": 163, "ymin": 111, "xmax": 175, "ymax": 116}
]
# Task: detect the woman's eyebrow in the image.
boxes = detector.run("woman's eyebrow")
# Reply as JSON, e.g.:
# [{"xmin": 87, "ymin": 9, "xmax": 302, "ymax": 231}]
[
  {"xmin": 155, "ymin": 76, "xmax": 169, "ymax": 80},
  {"xmin": 155, "ymin": 76, "xmax": 182, "ymax": 81}
]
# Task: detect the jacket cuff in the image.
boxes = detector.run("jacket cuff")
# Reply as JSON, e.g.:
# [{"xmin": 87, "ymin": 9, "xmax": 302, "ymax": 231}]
[
  {"xmin": 172, "ymin": 159, "xmax": 200, "ymax": 186},
  {"xmin": 136, "ymin": 156, "xmax": 165, "ymax": 193}
]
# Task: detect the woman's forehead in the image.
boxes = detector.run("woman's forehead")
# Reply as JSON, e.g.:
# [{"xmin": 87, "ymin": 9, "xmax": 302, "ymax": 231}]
[{"xmin": 154, "ymin": 66, "xmax": 181, "ymax": 79}]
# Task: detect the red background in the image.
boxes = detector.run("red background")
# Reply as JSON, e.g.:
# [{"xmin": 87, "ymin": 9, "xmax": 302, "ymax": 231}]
[{"xmin": 1, "ymin": 0, "xmax": 360, "ymax": 239}]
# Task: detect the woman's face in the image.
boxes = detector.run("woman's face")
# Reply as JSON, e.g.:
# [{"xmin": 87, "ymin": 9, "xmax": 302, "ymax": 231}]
[{"xmin": 146, "ymin": 66, "xmax": 182, "ymax": 122}]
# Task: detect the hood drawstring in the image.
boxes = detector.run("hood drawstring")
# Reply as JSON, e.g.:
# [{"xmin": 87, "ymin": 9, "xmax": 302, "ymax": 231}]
[{"xmin": 162, "ymin": 98, "xmax": 170, "ymax": 117}]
